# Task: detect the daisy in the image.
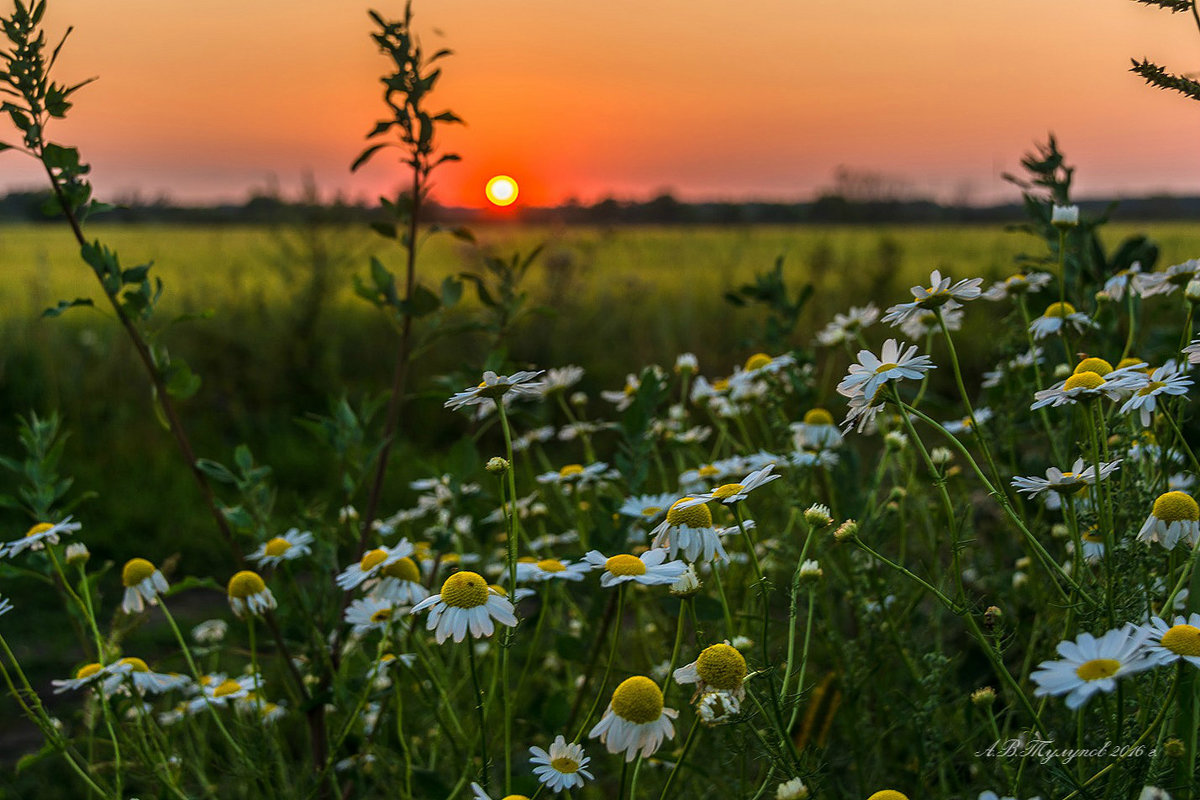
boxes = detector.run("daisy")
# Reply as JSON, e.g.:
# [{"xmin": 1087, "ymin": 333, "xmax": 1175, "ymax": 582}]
[
  {"xmin": 882, "ymin": 269, "xmax": 983, "ymax": 326},
  {"xmin": 842, "ymin": 387, "xmax": 888, "ymax": 434},
  {"xmin": 649, "ymin": 498, "xmax": 728, "ymax": 562},
  {"xmin": 1137, "ymin": 491, "xmax": 1200, "ymax": 550},
  {"xmin": 192, "ymin": 619, "xmax": 228, "ymax": 645},
  {"xmin": 1051, "ymin": 203, "xmax": 1079, "ymax": 227},
  {"xmin": 982, "ymin": 271, "xmax": 1053, "ymax": 301},
  {"xmin": 1142, "ymin": 614, "xmax": 1200, "ymax": 668},
  {"xmin": 899, "ymin": 304, "xmax": 964, "ymax": 341},
  {"xmin": 673, "ymin": 641, "xmax": 748, "ymax": 702},
  {"xmin": 536, "ymin": 365, "xmax": 584, "ymax": 395},
  {"xmin": 1028, "ymin": 301, "xmax": 1097, "ymax": 340},
  {"xmin": 364, "ymin": 555, "xmax": 429, "ymax": 604},
  {"xmin": 618, "ymin": 492, "xmax": 678, "ymax": 524},
  {"xmin": 738, "ymin": 352, "xmax": 795, "ymax": 377},
  {"xmin": 120, "ymin": 558, "xmax": 170, "ymax": 615},
  {"xmin": 246, "ymin": 528, "xmax": 314, "ymax": 568},
  {"xmin": 515, "ymin": 557, "xmax": 592, "ymax": 582},
  {"xmin": 0, "ymin": 595, "xmax": 10, "ymax": 617},
  {"xmin": 589, "ymin": 675, "xmax": 678, "ymax": 761},
  {"xmin": 1077, "ymin": 526, "xmax": 1105, "ymax": 563},
  {"xmin": 582, "ymin": 549, "xmax": 688, "ymax": 588},
  {"xmin": 2, "ymin": 517, "xmax": 82, "ymax": 558},
  {"xmin": 696, "ymin": 688, "xmax": 743, "ymax": 724},
  {"xmin": 104, "ymin": 657, "xmax": 191, "ymax": 696},
  {"xmin": 187, "ymin": 673, "xmax": 264, "ymax": 712},
  {"xmin": 1119, "ymin": 361, "xmax": 1193, "ymax": 427},
  {"xmin": 1184, "ymin": 338, "xmax": 1200, "ymax": 366},
  {"xmin": 601, "ymin": 373, "xmax": 641, "ymax": 411},
  {"xmin": 335, "ymin": 541, "xmax": 414, "ymax": 591},
  {"xmin": 1010, "ymin": 458, "xmax": 1121, "ymax": 499},
  {"xmin": 344, "ymin": 596, "xmax": 402, "ymax": 636},
  {"xmin": 836, "ymin": 339, "xmax": 935, "ymax": 403},
  {"xmin": 409, "ymin": 570, "xmax": 517, "ymax": 644},
  {"xmin": 535, "ymin": 462, "xmax": 614, "ymax": 487},
  {"xmin": 791, "ymin": 408, "xmax": 843, "ymax": 450},
  {"xmin": 226, "ymin": 570, "xmax": 277, "ymax": 618},
  {"xmin": 1030, "ymin": 626, "xmax": 1154, "ymax": 709},
  {"xmin": 1133, "ymin": 258, "xmax": 1200, "ymax": 297},
  {"xmin": 941, "ymin": 407, "xmax": 993, "ymax": 436},
  {"xmin": 445, "ymin": 370, "xmax": 545, "ymax": 411},
  {"xmin": 1098, "ymin": 262, "xmax": 1143, "ymax": 302},
  {"xmin": 678, "ymin": 457, "xmax": 746, "ymax": 490},
  {"xmin": 1030, "ymin": 371, "xmax": 1142, "ymax": 410},
  {"xmin": 776, "ymin": 778, "xmax": 811, "ymax": 800},
  {"xmin": 674, "ymin": 352, "xmax": 698, "ymax": 373},
  {"xmin": 815, "ymin": 304, "xmax": 879, "ymax": 346},
  {"xmin": 529, "ymin": 735, "xmax": 594, "ymax": 792},
  {"xmin": 52, "ymin": 662, "xmax": 112, "ymax": 694},
  {"xmin": 676, "ymin": 464, "xmax": 779, "ymax": 507}
]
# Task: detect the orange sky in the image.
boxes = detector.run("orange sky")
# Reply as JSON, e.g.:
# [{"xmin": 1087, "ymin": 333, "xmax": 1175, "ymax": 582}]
[{"xmin": 2, "ymin": 0, "xmax": 1199, "ymax": 207}]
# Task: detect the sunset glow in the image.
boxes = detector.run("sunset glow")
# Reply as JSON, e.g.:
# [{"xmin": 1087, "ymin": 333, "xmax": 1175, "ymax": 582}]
[{"xmin": 485, "ymin": 175, "xmax": 519, "ymax": 207}]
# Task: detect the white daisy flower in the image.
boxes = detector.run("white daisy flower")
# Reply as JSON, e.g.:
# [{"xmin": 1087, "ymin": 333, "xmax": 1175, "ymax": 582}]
[
  {"xmin": 791, "ymin": 408, "xmax": 843, "ymax": 450},
  {"xmin": 582, "ymin": 549, "xmax": 688, "ymax": 588},
  {"xmin": 1184, "ymin": 338, "xmax": 1200, "ymax": 366},
  {"xmin": 842, "ymin": 387, "xmax": 888, "ymax": 434},
  {"xmin": 1142, "ymin": 614, "xmax": 1200, "ymax": 668},
  {"xmin": 1075, "ymin": 526, "xmax": 1105, "ymax": 563},
  {"xmin": 120, "ymin": 558, "xmax": 170, "ymax": 615},
  {"xmin": 335, "ymin": 540, "xmax": 415, "ymax": 591},
  {"xmin": 226, "ymin": 570, "xmax": 277, "ymax": 618},
  {"xmin": 246, "ymin": 528, "xmax": 314, "ymax": 568},
  {"xmin": 941, "ymin": 407, "xmax": 993, "ymax": 436},
  {"xmin": 815, "ymin": 304, "xmax": 879, "ymax": 346},
  {"xmin": 187, "ymin": 673, "xmax": 263, "ymax": 712},
  {"xmin": 1137, "ymin": 491, "xmax": 1200, "ymax": 550},
  {"xmin": 0, "ymin": 595, "xmax": 10, "ymax": 617},
  {"xmin": 737, "ymin": 352, "xmax": 795, "ymax": 378},
  {"xmin": 1097, "ymin": 262, "xmax": 1143, "ymax": 302},
  {"xmin": 245, "ymin": 699, "xmax": 287, "ymax": 724},
  {"xmin": 1132, "ymin": 258, "xmax": 1200, "ymax": 297},
  {"xmin": 1030, "ymin": 370, "xmax": 1143, "ymax": 410},
  {"xmin": 899, "ymin": 304, "xmax": 964, "ymax": 340},
  {"xmin": 1010, "ymin": 458, "xmax": 1121, "ymax": 499},
  {"xmin": 1028, "ymin": 301, "xmax": 1097, "ymax": 340},
  {"xmin": 678, "ymin": 457, "xmax": 746, "ymax": 490},
  {"xmin": 535, "ymin": 462, "xmax": 615, "ymax": 487},
  {"xmin": 2, "ymin": 517, "xmax": 82, "ymax": 558},
  {"xmin": 344, "ymin": 596, "xmax": 402, "ymax": 636},
  {"xmin": 52, "ymin": 662, "xmax": 112, "ymax": 694},
  {"xmin": 513, "ymin": 424, "xmax": 556, "ymax": 452},
  {"xmin": 674, "ymin": 352, "xmax": 699, "ymax": 373},
  {"xmin": 601, "ymin": 373, "xmax": 641, "ymax": 411},
  {"xmin": 675, "ymin": 464, "xmax": 779, "ymax": 507},
  {"xmin": 696, "ymin": 688, "xmax": 743, "ymax": 724},
  {"xmin": 191, "ymin": 619, "xmax": 228, "ymax": 646},
  {"xmin": 982, "ymin": 271, "xmax": 1053, "ymax": 301},
  {"xmin": 409, "ymin": 570, "xmax": 517, "ymax": 644},
  {"xmin": 104, "ymin": 657, "xmax": 191, "ymax": 697},
  {"xmin": 776, "ymin": 777, "xmax": 811, "ymax": 800},
  {"xmin": 673, "ymin": 641, "xmax": 747, "ymax": 702},
  {"xmin": 515, "ymin": 557, "xmax": 592, "ymax": 583},
  {"xmin": 589, "ymin": 675, "xmax": 678, "ymax": 761},
  {"xmin": 1119, "ymin": 361, "xmax": 1192, "ymax": 427},
  {"xmin": 445, "ymin": 370, "xmax": 545, "ymax": 412},
  {"xmin": 618, "ymin": 492, "xmax": 678, "ymax": 524},
  {"xmin": 882, "ymin": 269, "xmax": 983, "ymax": 326},
  {"xmin": 537, "ymin": 365, "xmax": 584, "ymax": 395},
  {"xmin": 836, "ymin": 338, "xmax": 935, "ymax": 403},
  {"xmin": 1030, "ymin": 626, "xmax": 1154, "ymax": 709},
  {"xmin": 649, "ymin": 498, "xmax": 727, "ymax": 562},
  {"xmin": 529, "ymin": 734, "xmax": 594, "ymax": 792},
  {"xmin": 1051, "ymin": 203, "xmax": 1079, "ymax": 227},
  {"xmin": 363, "ymin": 555, "xmax": 429, "ymax": 604}
]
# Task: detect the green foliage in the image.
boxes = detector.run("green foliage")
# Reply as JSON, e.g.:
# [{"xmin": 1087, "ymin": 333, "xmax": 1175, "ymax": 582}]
[
  {"xmin": 723, "ymin": 255, "xmax": 813, "ymax": 352},
  {"xmin": 1128, "ymin": 2, "xmax": 1200, "ymax": 103}
]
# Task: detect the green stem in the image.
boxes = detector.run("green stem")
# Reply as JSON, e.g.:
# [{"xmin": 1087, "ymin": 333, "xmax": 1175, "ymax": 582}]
[{"xmin": 467, "ymin": 640, "xmax": 490, "ymax": 792}]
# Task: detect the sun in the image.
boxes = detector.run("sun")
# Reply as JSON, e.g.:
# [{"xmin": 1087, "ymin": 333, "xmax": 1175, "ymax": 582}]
[{"xmin": 485, "ymin": 175, "xmax": 519, "ymax": 207}]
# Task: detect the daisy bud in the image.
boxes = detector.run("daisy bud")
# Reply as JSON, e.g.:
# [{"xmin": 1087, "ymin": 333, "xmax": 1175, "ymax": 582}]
[
  {"xmin": 833, "ymin": 519, "xmax": 858, "ymax": 542},
  {"xmin": 1051, "ymin": 523, "xmax": 1069, "ymax": 539},
  {"xmin": 65, "ymin": 542, "xmax": 90, "ymax": 566},
  {"xmin": 775, "ymin": 778, "xmax": 810, "ymax": 800},
  {"xmin": 970, "ymin": 686, "xmax": 996, "ymax": 707},
  {"xmin": 803, "ymin": 503, "xmax": 833, "ymax": 528},
  {"xmin": 674, "ymin": 353, "xmax": 698, "ymax": 374},
  {"xmin": 983, "ymin": 605, "xmax": 1002, "ymax": 630},
  {"xmin": 1053, "ymin": 362, "xmax": 1071, "ymax": 379},
  {"xmin": 730, "ymin": 635, "xmax": 753, "ymax": 651},
  {"xmin": 570, "ymin": 391, "xmax": 588, "ymax": 408},
  {"xmin": 883, "ymin": 431, "xmax": 908, "ymax": 451},
  {"xmin": 1165, "ymin": 738, "xmax": 1185, "ymax": 759},
  {"xmin": 669, "ymin": 564, "xmax": 702, "ymax": 597},
  {"xmin": 1051, "ymin": 203, "xmax": 1079, "ymax": 228},
  {"xmin": 1012, "ymin": 571, "xmax": 1028, "ymax": 590},
  {"xmin": 485, "ymin": 456, "xmax": 509, "ymax": 474},
  {"xmin": 1015, "ymin": 556, "xmax": 1032, "ymax": 570},
  {"xmin": 798, "ymin": 559, "xmax": 823, "ymax": 586},
  {"xmin": 1188, "ymin": 280, "xmax": 1200, "ymax": 305},
  {"xmin": 338, "ymin": 505, "xmax": 358, "ymax": 523},
  {"xmin": 930, "ymin": 447, "xmax": 953, "ymax": 466},
  {"xmin": 888, "ymin": 487, "xmax": 908, "ymax": 502}
]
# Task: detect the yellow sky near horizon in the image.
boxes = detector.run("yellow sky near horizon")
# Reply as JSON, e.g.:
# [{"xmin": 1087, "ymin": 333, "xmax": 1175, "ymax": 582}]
[{"xmin": 2, "ymin": 0, "xmax": 1198, "ymax": 207}]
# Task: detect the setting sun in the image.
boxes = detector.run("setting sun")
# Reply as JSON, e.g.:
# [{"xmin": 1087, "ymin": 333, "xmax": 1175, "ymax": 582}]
[{"xmin": 485, "ymin": 175, "xmax": 519, "ymax": 207}]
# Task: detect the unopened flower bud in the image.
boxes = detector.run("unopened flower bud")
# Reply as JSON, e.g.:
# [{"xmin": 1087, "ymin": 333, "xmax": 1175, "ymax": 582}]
[
  {"xmin": 833, "ymin": 519, "xmax": 858, "ymax": 542},
  {"xmin": 930, "ymin": 447, "xmax": 953, "ymax": 466},
  {"xmin": 569, "ymin": 391, "xmax": 588, "ymax": 408},
  {"xmin": 775, "ymin": 777, "xmax": 810, "ymax": 800},
  {"xmin": 1051, "ymin": 203, "xmax": 1079, "ymax": 228},
  {"xmin": 803, "ymin": 503, "xmax": 833, "ymax": 528},
  {"xmin": 971, "ymin": 686, "xmax": 996, "ymax": 707},
  {"xmin": 1187, "ymin": 280, "xmax": 1200, "ymax": 306},
  {"xmin": 65, "ymin": 542, "xmax": 90, "ymax": 566},
  {"xmin": 485, "ymin": 457, "xmax": 509, "ymax": 474},
  {"xmin": 984, "ymin": 605, "xmax": 1002, "ymax": 630},
  {"xmin": 884, "ymin": 431, "xmax": 908, "ymax": 451},
  {"xmin": 1165, "ymin": 738, "xmax": 1186, "ymax": 759},
  {"xmin": 798, "ymin": 559, "xmax": 823, "ymax": 586}
]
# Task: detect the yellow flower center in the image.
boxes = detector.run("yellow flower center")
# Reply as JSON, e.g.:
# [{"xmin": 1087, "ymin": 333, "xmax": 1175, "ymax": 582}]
[
  {"xmin": 264, "ymin": 537, "xmax": 292, "ymax": 557},
  {"xmin": 1075, "ymin": 658, "xmax": 1122, "ymax": 681},
  {"xmin": 439, "ymin": 571, "xmax": 489, "ymax": 609},
  {"xmin": 549, "ymin": 756, "xmax": 580, "ymax": 773},
  {"xmin": 75, "ymin": 663, "xmax": 104, "ymax": 680},
  {"xmin": 866, "ymin": 793, "xmax": 910, "ymax": 800},
  {"xmin": 381, "ymin": 557, "xmax": 421, "ymax": 583},
  {"xmin": 1082, "ymin": 527, "xmax": 1104, "ymax": 544},
  {"xmin": 712, "ymin": 379, "xmax": 730, "ymax": 392},
  {"xmin": 1063, "ymin": 372, "xmax": 1105, "ymax": 392},
  {"xmin": 803, "ymin": 408, "xmax": 834, "ymax": 426},
  {"xmin": 1161, "ymin": 624, "xmax": 1200, "ymax": 657},
  {"xmin": 665, "ymin": 498, "xmax": 713, "ymax": 528},
  {"xmin": 1138, "ymin": 381, "xmax": 1167, "ymax": 397},
  {"xmin": 605, "ymin": 554, "xmax": 647, "ymax": 576},
  {"xmin": 695, "ymin": 643, "xmax": 747, "ymax": 690},
  {"xmin": 227, "ymin": 570, "xmax": 267, "ymax": 599},
  {"xmin": 122, "ymin": 558, "xmax": 156, "ymax": 588},
  {"xmin": 641, "ymin": 506, "xmax": 662, "ymax": 516},
  {"xmin": 536, "ymin": 558, "xmax": 566, "ymax": 572},
  {"xmin": 610, "ymin": 675, "xmax": 664, "ymax": 724},
  {"xmin": 874, "ymin": 362, "xmax": 899, "ymax": 374},
  {"xmin": 369, "ymin": 608, "xmax": 393, "ymax": 623},
  {"xmin": 1118, "ymin": 356, "xmax": 1142, "ymax": 370},
  {"xmin": 698, "ymin": 464, "xmax": 719, "ymax": 478},
  {"xmin": 1074, "ymin": 357, "xmax": 1113, "ymax": 376},
  {"xmin": 441, "ymin": 552, "xmax": 461, "ymax": 564},
  {"xmin": 744, "ymin": 353, "xmax": 773, "ymax": 371},
  {"xmin": 360, "ymin": 548, "xmax": 389, "ymax": 572},
  {"xmin": 559, "ymin": 464, "xmax": 585, "ymax": 479},
  {"xmin": 25, "ymin": 522, "xmax": 54, "ymax": 537},
  {"xmin": 1153, "ymin": 491, "xmax": 1200, "ymax": 523},
  {"xmin": 500, "ymin": 796, "xmax": 531, "ymax": 800},
  {"xmin": 213, "ymin": 679, "xmax": 242, "ymax": 698},
  {"xmin": 1044, "ymin": 301, "xmax": 1077, "ymax": 318},
  {"xmin": 712, "ymin": 483, "xmax": 745, "ymax": 500},
  {"xmin": 117, "ymin": 657, "xmax": 149, "ymax": 673}
]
